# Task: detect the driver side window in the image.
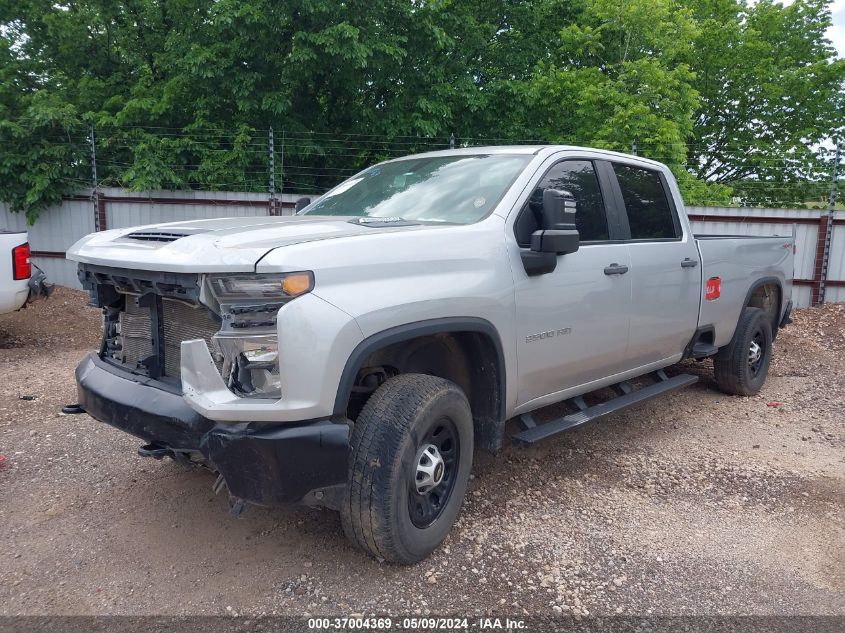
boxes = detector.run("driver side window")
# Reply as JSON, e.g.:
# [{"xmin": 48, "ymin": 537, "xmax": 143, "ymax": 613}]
[{"xmin": 514, "ymin": 160, "xmax": 609, "ymax": 247}]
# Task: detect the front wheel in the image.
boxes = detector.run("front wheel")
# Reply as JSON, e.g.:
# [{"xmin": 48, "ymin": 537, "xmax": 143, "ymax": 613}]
[
  {"xmin": 341, "ymin": 374, "xmax": 473, "ymax": 564},
  {"xmin": 713, "ymin": 307, "xmax": 773, "ymax": 396}
]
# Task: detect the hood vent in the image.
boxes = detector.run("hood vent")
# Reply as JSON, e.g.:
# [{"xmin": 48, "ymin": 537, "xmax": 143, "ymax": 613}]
[{"xmin": 125, "ymin": 231, "xmax": 191, "ymax": 243}]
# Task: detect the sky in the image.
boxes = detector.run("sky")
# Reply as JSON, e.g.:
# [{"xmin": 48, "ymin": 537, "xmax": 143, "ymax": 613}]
[
  {"xmin": 830, "ymin": 0, "xmax": 845, "ymax": 56},
  {"xmin": 780, "ymin": 0, "xmax": 845, "ymax": 56}
]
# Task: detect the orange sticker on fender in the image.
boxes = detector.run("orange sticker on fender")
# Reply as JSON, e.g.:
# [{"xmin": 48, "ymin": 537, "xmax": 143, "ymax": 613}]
[{"xmin": 705, "ymin": 277, "xmax": 721, "ymax": 301}]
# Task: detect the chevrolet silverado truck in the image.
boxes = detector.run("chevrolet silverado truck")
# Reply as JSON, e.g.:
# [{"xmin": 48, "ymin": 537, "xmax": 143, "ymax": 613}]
[
  {"xmin": 1, "ymin": 230, "xmax": 49, "ymax": 314},
  {"xmin": 67, "ymin": 146, "xmax": 794, "ymax": 563}
]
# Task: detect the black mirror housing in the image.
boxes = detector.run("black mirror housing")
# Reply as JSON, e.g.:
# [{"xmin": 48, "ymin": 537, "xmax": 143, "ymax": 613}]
[
  {"xmin": 541, "ymin": 188, "xmax": 572, "ymax": 230},
  {"xmin": 530, "ymin": 229, "xmax": 580, "ymax": 254},
  {"xmin": 295, "ymin": 197, "xmax": 312, "ymax": 212},
  {"xmin": 530, "ymin": 189, "xmax": 579, "ymax": 255}
]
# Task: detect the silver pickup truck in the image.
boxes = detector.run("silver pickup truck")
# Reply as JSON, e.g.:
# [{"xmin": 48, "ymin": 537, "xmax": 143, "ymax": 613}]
[{"xmin": 67, "ymin": 146, "xmax": 794, "ymax": 563}]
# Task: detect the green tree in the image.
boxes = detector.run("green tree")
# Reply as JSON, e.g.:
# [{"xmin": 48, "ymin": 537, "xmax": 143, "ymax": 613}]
[
  {"xmin": 512, "ymin": 0, "xmax": 733, "ymax": 203},
  {"xmin": 686, "ymin": 0, "xmax": 845, "ymax": 205},
  {"xmin": 1, "ymin": 0, "xmax": 842, "ymax": 219},
  {"xmin": 0, "ymin": 16, "xmax": 89, "ymax": 221}
]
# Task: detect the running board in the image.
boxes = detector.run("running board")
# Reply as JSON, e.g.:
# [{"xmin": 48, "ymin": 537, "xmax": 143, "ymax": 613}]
[
  {"xmin": 512, "ymin": 372, "xmax": 698, "ymax": 444},
  {"xmin": 691, "ymin": 342, "xmax": 719, "ymax": 357}
]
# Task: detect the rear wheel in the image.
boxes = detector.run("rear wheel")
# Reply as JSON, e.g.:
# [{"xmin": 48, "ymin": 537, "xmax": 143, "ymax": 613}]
[
  {"xmin": 714, "ymin": 307, "xmax": 773, "ymax": 396},
  {"xmin": 341, "ymin": 373, "xmax": 473, "ymax": 564}
]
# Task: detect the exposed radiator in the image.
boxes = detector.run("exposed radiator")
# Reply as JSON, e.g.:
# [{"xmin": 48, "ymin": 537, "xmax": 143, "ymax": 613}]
[
  {"xmin": 119, "ymin": 300, "xmax": 152, "ymax": 368},
  {"xmin": 162, "ymin": 300, "xmax": 220, "ymax": 378},
  {"xmin": 118, "ymin": 297, "xmax": 220, "ymax": 379}
]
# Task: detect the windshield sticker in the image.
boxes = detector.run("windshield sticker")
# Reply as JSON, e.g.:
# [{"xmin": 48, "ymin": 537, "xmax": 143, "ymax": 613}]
[{"xmin": 323, "ymin": 177, "xmax": 364, "ymax": 198}]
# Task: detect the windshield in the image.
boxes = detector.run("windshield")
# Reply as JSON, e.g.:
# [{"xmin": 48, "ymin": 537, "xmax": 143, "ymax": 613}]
[{"xmin": 301, "ymin": 154, "xmax": 532, "ymax": 224}]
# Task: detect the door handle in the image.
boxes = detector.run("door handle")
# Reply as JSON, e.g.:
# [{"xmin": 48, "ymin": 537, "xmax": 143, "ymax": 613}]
[
  {"xmin": 681, "ymin": 258, "xmax": 699, "ymax": 268},
  {"xmin": 603, "ymin": 263, "xmax": 629, "ymax": 275}
]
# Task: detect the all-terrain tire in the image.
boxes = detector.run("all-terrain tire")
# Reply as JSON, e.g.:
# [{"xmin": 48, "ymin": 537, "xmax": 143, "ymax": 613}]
[
  {"xmin": 713, "ymin": 307, "xmax": 773, "ymax": 396},
  {"xmin": 340, "ymin": 373, "xmax": 473, "ymax": 564}
]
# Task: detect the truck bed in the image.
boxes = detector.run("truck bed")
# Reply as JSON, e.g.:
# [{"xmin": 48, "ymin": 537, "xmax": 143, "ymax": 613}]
[{"xmin": 695, "ymin": 234, "xmax": 794, "ymax": 347}]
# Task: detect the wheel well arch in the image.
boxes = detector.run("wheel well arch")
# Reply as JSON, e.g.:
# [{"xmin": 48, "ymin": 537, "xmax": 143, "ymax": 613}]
[
  {"xmin": 742, "ymin": 277, "xmax": 783, "ymax": 336},
  {"xmin": 334, "ymin": 318, "xmax": 507, "ymax": 451}
]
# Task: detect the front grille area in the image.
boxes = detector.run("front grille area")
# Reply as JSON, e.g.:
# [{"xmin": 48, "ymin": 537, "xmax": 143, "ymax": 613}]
[
  {"xmin": 162, "ymin": 300, "xmax": 220, "ymax": 377},
  {"xmin": 79, "ymin": 265, "xmax": 223, "ymax": 383},
  {"xmin": 113, "ymin": 296, "xmax": 221, "ymax": 380},
  {"xmin": 119, "ymin": 300, "xmax": 153, "ymax": 367}
]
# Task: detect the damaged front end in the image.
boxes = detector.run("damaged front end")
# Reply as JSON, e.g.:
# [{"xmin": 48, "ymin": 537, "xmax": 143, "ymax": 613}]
[
  {"xmin": 79, "ymin": 264, "xmax": 311, "ymax": 398},
  {"xmin": 72, "ymin": 264, "xmax": 349, "ymax": 510}
]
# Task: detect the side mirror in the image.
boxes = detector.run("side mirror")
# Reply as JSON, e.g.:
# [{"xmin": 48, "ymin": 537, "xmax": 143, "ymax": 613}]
[
  {"xmin": 530, "ymin": 189, "xmax": 579, "ymax": 255},
  {"xmin": 295, "ymin": 197, "xmax": 312, "ymax": 212},
  {"xmin": 520, "ymin": 189, "xmax": 580, "ymax": 276}
]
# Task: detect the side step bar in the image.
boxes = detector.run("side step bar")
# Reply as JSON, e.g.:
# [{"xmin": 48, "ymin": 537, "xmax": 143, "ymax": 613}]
[
  {"xmin": 691, "ymin": 342, "xmax": 719, "ymax": 357},
  {"xmin": 513, "ymin": 371, "xmax": 698, "ymax": 444}
]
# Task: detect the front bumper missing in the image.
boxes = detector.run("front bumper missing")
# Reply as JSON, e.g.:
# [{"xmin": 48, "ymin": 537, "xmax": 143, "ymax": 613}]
[{"xmin": 75, "ymin": 353, "xmax": 349, "ymax": 507}]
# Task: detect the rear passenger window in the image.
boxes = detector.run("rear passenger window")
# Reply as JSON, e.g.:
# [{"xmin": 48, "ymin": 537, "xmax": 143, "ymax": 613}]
[
  {"xmin": 613, "ymin": 164, "xmax": 678, "ymax": 240},
  {"xmin": 515, "ymin": 160, "xmax": 609, "ymax": 246}
]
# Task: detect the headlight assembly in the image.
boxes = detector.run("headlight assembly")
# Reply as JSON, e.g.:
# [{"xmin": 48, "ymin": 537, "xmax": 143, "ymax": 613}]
[
  {"xmin": 207, "ymin": 272, "xmax": 313, "ymax": 305},
  {"xmin": 202, "ymin": 272, "xmax": 314, "ymax": 399}
]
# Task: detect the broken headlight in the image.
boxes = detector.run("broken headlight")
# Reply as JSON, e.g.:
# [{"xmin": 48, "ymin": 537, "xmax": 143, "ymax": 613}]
[
  {"xmin": 213, "ymin": 333, "xmax": 281, "ymax": 398},
  {"xmin": 204, "ymin": 272, "xmax": 314, "ymax": 399}
]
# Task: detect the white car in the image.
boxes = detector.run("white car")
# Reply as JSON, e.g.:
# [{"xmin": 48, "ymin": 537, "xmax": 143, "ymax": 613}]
[{"xmin": 0, "ymin": 230, "xmax": 33, "ymax": 314}]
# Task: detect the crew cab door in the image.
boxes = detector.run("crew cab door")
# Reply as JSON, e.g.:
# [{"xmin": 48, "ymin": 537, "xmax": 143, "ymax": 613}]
[
  {"xmin": 509, "ymin": 158, "xmax": 632, "ymax": 409},
  {"xmin": 608, "ymin": 161, "xmax": 701, "ymax": 366}
]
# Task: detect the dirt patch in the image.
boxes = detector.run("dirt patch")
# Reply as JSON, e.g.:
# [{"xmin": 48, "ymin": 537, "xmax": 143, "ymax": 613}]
[
  {"xmin": 0, "ymin": 332, "xmax": 18, "ymax": 349},
  {"xmin": 0, "ymin": 287, "xmax": 100, "ymax": 356},
  {"xmin": 788, "ymin": 302, "xmax": 845, "ymax": 353},
  {"xmin": 0, "ymin": 291, "xmax": 842, "ymax": 617}
]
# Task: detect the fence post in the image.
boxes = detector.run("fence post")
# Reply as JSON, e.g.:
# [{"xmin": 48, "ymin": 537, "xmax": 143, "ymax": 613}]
[
  {"xmin": 449, "ymin": 133, "xmax": 455, "ymax": 149},
  {"xmin": 631, "ymin": 139, "xmax": 638, "ymax": 156},
  {"xmin": 88, "ymin": 123, "xmax": 105, "ymax": 231},
  {"xmin": 817, "ymin": 143, "xmax": 841, "ymax": 305},
  {"xmin": 279, "ymin": 130, "xmax": 285, "ymax": 215},
  {"xmin": 268, "ymin": 127, "xmax": 277, "ymax": 216}
]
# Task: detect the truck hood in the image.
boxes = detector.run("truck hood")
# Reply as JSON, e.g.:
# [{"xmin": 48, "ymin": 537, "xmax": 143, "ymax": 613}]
[{"xmin": 66, "ymin": 215, "xmax": 436, "ymax": 272}]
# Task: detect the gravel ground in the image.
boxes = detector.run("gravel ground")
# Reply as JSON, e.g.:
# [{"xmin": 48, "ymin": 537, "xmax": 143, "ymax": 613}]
[{"xmin": 0, "ymin": 288, "xmax": 842, "ymax": 617}]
